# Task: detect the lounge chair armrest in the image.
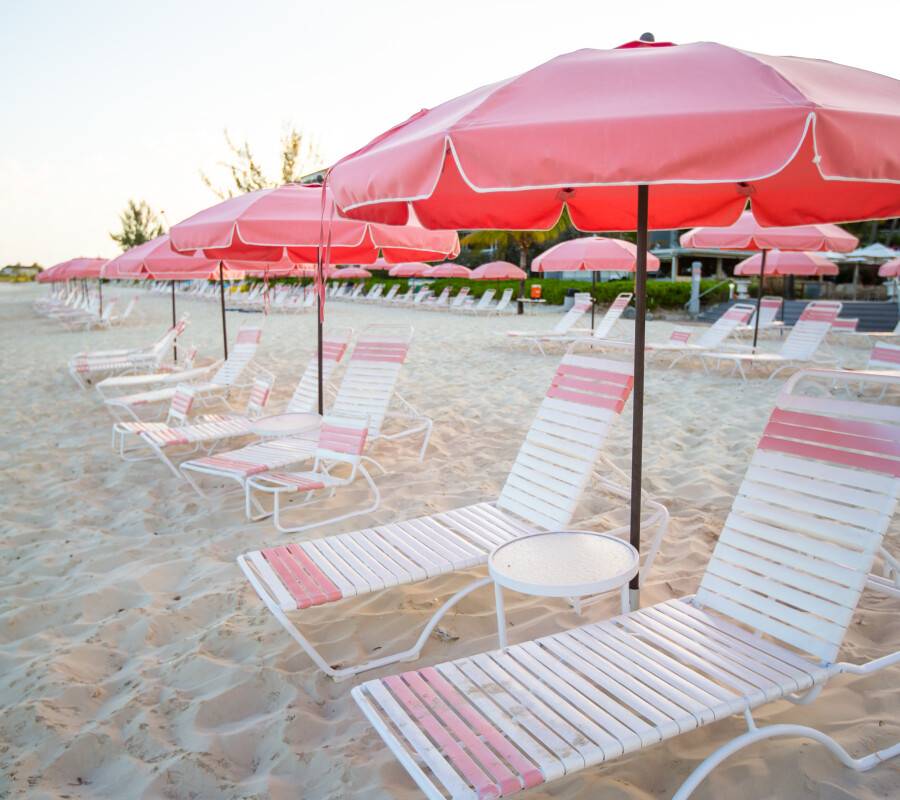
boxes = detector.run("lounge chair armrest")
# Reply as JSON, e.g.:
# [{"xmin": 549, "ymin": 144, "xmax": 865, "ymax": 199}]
[{"xmin": 834, "ymin": 649, "xmax": 900, "ymax": 676}]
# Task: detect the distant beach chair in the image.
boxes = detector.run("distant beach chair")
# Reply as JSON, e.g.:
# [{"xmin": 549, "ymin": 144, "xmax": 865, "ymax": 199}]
[
  {"xmin": 489, "ymin": 287, "xmax": 515, "ymax": 314},
  {"xmin": 736, "ymin": 295, "xmax": 784, "ymax": 336},
  {"xmin": 868, "ymin": 341, "xmax": 900, "ymax": 373},
  {"xmin": 703, "ymin": 301, "xmax": 843, "ymax": 380},
  {"xmin": 380, "ymin": 284, "xmax": 400, "ymax": 304},
  {"xmin": 95, "ymin": 347, "xmax": 220, "ymax": 399},
  {"xmin": 448, "ymin": 287, "xmax": 471, "ymax": 311},
  {"xmin": 505, "ymin": 293, "xmax": 592, "ymax": 353},
  {"xmin": 68, "ymin": 319, "xmax": 189, "ymax": 388},
  {"xmin": 237, "ymin": 351, "xmax": 668, "ymax": 679},
  {"xmin": 463, "ymin": 288, "xmax": 496, "ymax": 314},
  {"xmin": 423, "ymin": 287, "xmax": 452, "ymax": 310},
  {"xmin": 352, "ymin": 367, "xmax": 900, "ymax": 800}
]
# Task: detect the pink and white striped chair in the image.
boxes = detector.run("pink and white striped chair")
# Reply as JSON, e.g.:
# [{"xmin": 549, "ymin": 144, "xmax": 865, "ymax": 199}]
[
  {"xmin": 353, "ymin": 368, "xmax": 900, "ymax": 800},
  {"xmin": 283, "ymin": 328, "xmax": 352, "ymax": 413},
  {"xmin": 245, "ymin": 415, "xmax": 379, "ymax": 532},
  {"xmin": 868, "ymin": 341, "xmax": 900, "ymax": 373},
  {"xmin": 68, "ymin": 318, "xmax": 189, "ymax": 388},
  {"xmin": 736, "ymin": 295, "xmax": 784, "ymax": 336},
  {"xmin": 237, "ymin": 352, "xmax": 668, "ymax": 680},
  {"xmin": 703, "ymin": 301, "xmax": 843, "ymax": 380},
  {"xmin": 111, "ymin": 377, "xmax": 274, "ymax": 477}
]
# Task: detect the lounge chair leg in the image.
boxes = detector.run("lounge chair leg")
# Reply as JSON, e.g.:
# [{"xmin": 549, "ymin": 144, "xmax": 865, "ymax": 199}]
[{"xmin": 672, "ymin": 722, "xmax": 900, "ymax": 800}]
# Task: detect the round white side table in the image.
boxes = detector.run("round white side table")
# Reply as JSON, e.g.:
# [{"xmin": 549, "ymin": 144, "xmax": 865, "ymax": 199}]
[{"xmin": 488, "ymin": 530, "xmax": 639, "ymax": 648}]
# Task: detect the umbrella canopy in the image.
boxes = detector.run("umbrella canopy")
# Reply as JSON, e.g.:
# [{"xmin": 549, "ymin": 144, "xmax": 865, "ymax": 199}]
[
  {"xmin": 41, "ymin": 257, "xmax": 107, "ymax": 281},
  {"xmin": 169, "ymin": 183, "xmax": 460, "ymax": 264},
  {"xmin": 332, "ymin": 266, "xmax": 372, "ymax": 279},
  {"xmin": 533, "ymin": 237, "xmax": 661, "ymax": 272},
  {"xmin": 388, "ymin": 262, "xmax": 431, "ymax": 278},
  {"xmin": 329, "ymin": 41, "xmax": 900, "ymax": 231},
  {"xmin": 327, "ymin": 35, "xmax": 900, "ymax": 612},
  {"xmin": 878, "ymin": 258, "xmax": 900, "ymax": 278},
  {"xmin": 734, "ymin": 250, "xmax": 839, "ymax": 277},
  {"xmin": 469, "ymin": 261, "xmax": 528, "ymax": 281},
  {"xmin": 424, "ymin": 262, "xmax": 472, "ymax": 278},
  {"xmin": 102, "ymin": 235, "xmax": 226, "ymax": 281},
  {"xmin": 368, "ymin": 257, "xmax": 392, "ymax": 271},
  {"xmin": 680, "ymin": 211, "xmax": 858, "ymax": 252}
]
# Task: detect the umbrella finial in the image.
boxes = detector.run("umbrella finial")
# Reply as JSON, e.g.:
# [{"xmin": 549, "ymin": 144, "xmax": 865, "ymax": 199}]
[{"xmin": 639, "ymin": 32, "xmax": 655, "ymax": 42}]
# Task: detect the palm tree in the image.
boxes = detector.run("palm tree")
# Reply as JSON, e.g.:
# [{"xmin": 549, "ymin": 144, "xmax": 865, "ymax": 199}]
[{"xmin": 461, "ymin": 212, "xmax": 572, "ymax": 314}]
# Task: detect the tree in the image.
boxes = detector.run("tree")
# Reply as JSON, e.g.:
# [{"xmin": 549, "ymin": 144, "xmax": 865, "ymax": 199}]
[
  {"xmin": 110, "ymin": 199, "xmax": 165, "ymax": 250},
  {"xmin": 200, "ymin": 127, "xmax": 324, "ymax": 198}
]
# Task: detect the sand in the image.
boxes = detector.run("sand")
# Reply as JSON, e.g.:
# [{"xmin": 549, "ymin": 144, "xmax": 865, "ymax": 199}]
[{"xmin": 0, "ymin": 282, "xmax": 897, "ymax": 800}]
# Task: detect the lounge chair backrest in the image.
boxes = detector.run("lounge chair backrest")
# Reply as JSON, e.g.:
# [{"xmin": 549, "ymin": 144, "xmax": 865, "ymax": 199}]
[
  {"xmin": 550, "ymin": 292, "xmax": 591, "ymax": 334},
  {"xmin": 211, "ymin": 326, "xmax": 263, "ymax": 386},
  {"xmin": 695, "ymin": 373, "xmax": 900, "ymax": 662},
  {"xmin": 451, "ymin": 287, "xmax": 470, "ymax": 308},
  {"xmin": 152, "ymin": 318, "xmax": 189, "ymax": 360},
  {"xmin": 367, "ymin": 284, "xmax": 384, "ymax": 300},
  {"xmin": 331, "ymin": 324, "xmax": 414, "ymax": 437},
  {"xmin": 313, "ymin": 415, "xmax": 369, "ymax": 470},
  {"xmin": 493, "ymin": 287, "xmax": 514, "ymax": 312},
  {"xmin": 669, "ymin": 328, "xmax": 693, "ymax": 344},
  {"xmin": 697, "ymin": 303, "xmax": 756, "ymax": 348},
  {"xmin": 431, "ymin": 287, "xmax": 451, "ymax": 305},
  {"xmin": 496, "ymin": 353, "xmax": 634, "ymax": 530},
  {"xmin": 287, "ymin": 328, "xmax": 353, "ymax": 413},
  {"xmin": 119, "ymin": 296, "xmax": 138, "ymax": 320},
  {"xmin": 832, "ymin": 317, "xmax": 859, "ymax": 332},
  {"xmin": 749, "ymin": 295, "xmax": 783, "ymax": 327},
  {"xmin": 592, "ymin": 292, "xmax": 633, "ymax": 338},
  {"xmin": 100, "ymin": 299, "xmax": 118, "ymax": 322},
  {"xmin": 244, "ymin": 376, "xmax": 274, "ymax": 417},
  {"xmin": 383, "ymin": 284, "xmax": 399, "ymax": 302},
  {"xmin": 474, "ymin": 288, "xmax": 495, "ymax": 309},
  {"xmin": 869, "ymin": 342, "xmax": 900, "ymax": 370},
  {"xmin": 166, "ymin": 384, "xmax": 196, "ymax": 425},
  {"xmin": 779, "ymin": 301, "xmax": 842, "ymax": 360}
]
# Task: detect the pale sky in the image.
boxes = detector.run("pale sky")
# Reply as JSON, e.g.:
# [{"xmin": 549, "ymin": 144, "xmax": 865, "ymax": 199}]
[{"xmin": 2, "ymin": 0, "xmax": 898, "ymax": 267}]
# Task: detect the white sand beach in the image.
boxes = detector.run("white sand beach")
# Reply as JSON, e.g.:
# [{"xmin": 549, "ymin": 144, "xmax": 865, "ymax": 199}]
[{"xmin": 1, "ymin": 283, "xmax": 897, "ymax": 800}]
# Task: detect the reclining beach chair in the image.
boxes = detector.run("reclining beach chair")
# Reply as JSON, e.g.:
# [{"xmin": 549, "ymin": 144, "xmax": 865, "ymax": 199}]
[
  {"xmin": 488, "ymin": 288, "xmax": 515, "ymax": 315},
  {"xmin": 362, "ymin": 283, "xmax": 385, "ymax": 303},
  {"xmin": 380, "ymin": 284, "xmax": 400, "ymax": 304},
  {"xmin": 559, "ymin": 292, "xmax": 634, "ymax": 344},
  {"xmin": 867, "ymin": 342, "xmax": 900, "ymax": 373},
  {"xmin": 180, "ymin": 324, "xmax": 430, "ymax": 499},
  {"xmin": 463, "ymin": 289, "xmax": 496, "ymax": 314},
  {"xmin": 103, "ymin": 326, "xmax": 267, "ymax": 420},
  {"xmin": 237, "ymin": 351, "xmax": 669, "ymax": 679},
  {"xmin": 111, "ymin": 377, "xmax": 274, "ymax": 475},
  {"xmin": 703, "ymin": 301, "xmax": 843, "ymax": 380},
  {"xmin": 353, "ymin": 367, "xmax": 900, "ymax": 800},
  {"xmin": 505, "ymin": 294, "xmax": 592, "ymax": 354},
  {"xmin": 59, "ymin": 298, "xmax": 119, "ymax": 331},
  {"xmin": 424, "ymin": 287, "xmax": 452, "ymax": 310},
  {"xmin": 68, "ymin": 319, "xmax": 189, "ymax": 388},
  {"xmin": 244, "ymin": 414, "xmax": 381, "ymax": 532},
  {"xmin": 448, "ymin": 287, "xmax": 471, "ymax": 311},
  {"xmin": 95, "ymin": 347, "xmax": 216, "ymax": 399},
  {"xmin": 736, "ymin": 295, "xmax": 784, "ymax": 336}
]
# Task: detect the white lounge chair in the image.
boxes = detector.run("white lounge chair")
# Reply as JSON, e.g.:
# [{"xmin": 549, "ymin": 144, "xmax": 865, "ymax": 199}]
[
  {"xmin": 353, "ymin": 367, "xmax": 900, "ymax": 800},
  {"xmin": 95, "ymin": 348, "xmax": 217, "ymax": 399},
  {"xmin": 736, "ymin": 295, "xmax": 784, "ymax": 336},
  {"xmin": 180, "ymin": 324, "xmax": 431, "ymax": 500},
  {"xmin": 703, "ymin": 301, "xmax": 843, "ymax": 380},
  {"xmin": 68, "ymin": 319, "xmax": 189, "ymax": 388},
  {"xmin": 559, "ymin": 292, "xmax": 634, "ymax": 344},
  {"xmin": 111, "ymin": 377, "xmax": 274, "ymax": 476},
  {"xmin": 505, "ymin": 294, "xmax": 592, "ymax": 353},
  {"xmin": 245, "ymin": 414, "xmax": 381, "ymax": 532},
  {"xmin": 103, "ymin": 326, "xmax": 267, "ymax": 420},
  {"xmin": 381, "ymin": 284, "xmax": 401, "ymax": 304},
  {"xmin": 237, "ymin": 351, "xmax": 669, "ymax": 679},
  {"xmin": 463, "ymin": 289, "xmax": 496, "ymax": 314},
  {"xmin": 424, "ymin": 287, "xmax": 452, "ymax": 310},
  {"xmin": 489, "ymin": 288, "xmax": 515, "ymax": 315},
  {"xmin": 448, "ymin": 287, "xmax": 471, "ymax": 311}
]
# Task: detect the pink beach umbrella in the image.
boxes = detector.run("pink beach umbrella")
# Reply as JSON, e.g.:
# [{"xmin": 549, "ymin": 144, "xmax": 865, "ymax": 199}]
[
  {"xmin": 879, "ymin": 258, "xmax": 900, "ymax": 278},
  {"xmin": 170, "ymin": 183, "xmax": 459, "ymax": 412},
  {"xmin": 388, "ymin": 262, "xmax": 431, "ymax": 278},
  {"xmin": 423, "ymin": 262, "xmax": 472, "ymax": 278},
  {"xmin": 533, "ymin": 237, "xmax": 661, "ymax": 328},
  {"xmin": 469, "ymin": 261, "xmax": 528, "ymax": 281},
  {"xmin": 681, "ymin": 210, "xmax": 857, "ymax": 345},
  {"xmin": 734, "ymin": 250, "xmax": 839, "ymax": 278},
  {"xmin": 41, "ymin": 257, "xmax": 108, "ymax": 312},
  {"xmin": 332, "ymin": 266, "xmax": 372, "ymax": 280},
  {"xmin": 368, "ymin": 257, "xmax": 392, "ymax": 271},
  {"xmin": 327, "ymin": 34, "xmax": 900, "ymax": 608}
]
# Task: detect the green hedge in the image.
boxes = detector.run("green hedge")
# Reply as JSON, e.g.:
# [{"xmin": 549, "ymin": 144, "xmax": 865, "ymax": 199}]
[{"xmin": 254, "ymin": 276, "xmax": 731, "ymax": 310}]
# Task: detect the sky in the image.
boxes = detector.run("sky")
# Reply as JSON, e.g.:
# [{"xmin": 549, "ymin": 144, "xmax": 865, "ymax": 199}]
[{"xmin": 2, "ymin": 0, "xmax": 898, "ymax": 267}]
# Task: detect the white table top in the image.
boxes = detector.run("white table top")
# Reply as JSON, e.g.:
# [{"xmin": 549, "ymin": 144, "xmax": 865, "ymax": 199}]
[
  {"xmin": 489, "ymin": 531, "xmax": 639, "ymax": 598},
  {"xmin": 251, "ymin": 412, "xmax": 321, "ymax": 438}
]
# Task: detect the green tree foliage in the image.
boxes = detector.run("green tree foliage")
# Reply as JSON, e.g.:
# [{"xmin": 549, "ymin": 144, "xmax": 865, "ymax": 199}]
[
  {"xmin": 110, "ymin": 199, "xmax": 165, "ymax": 250},
  {"xmin": 200, "ymin": 127, "xmax": 324, "ymax": 198},
  {"xmin": 460, "ymin": 211, "xmax": 574, "ymax": 271}
]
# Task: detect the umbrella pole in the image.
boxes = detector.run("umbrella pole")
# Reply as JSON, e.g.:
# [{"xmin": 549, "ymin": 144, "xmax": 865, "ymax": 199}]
[
  {"xmin": 317, "ymin": 288, "xmax": 324, "ymax": 415},
  {"xmin": 218, "ymin": 262, "xmax": 229, "ymax": 360},
  {"xmin": 751, "ymin": 249, "xmax": 767, "ymax": 350},
  {"xmin": 629, "ymin": 184, "xmax": 649, "ymax": 612},
  {"xmin": 591, "ymin": 271, "xmax": 596, "ymax": 330},
  {"xmin": 98, "ymin": 279, "xmax": 103, "ymax": 316},
  {"xmin": 171, "ymin": 281, "xmax": 178, "ymax": 362}
]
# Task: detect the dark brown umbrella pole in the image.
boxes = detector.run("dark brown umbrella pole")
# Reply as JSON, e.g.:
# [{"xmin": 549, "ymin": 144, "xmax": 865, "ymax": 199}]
[
  {"xmin": 751, "ymin": 249, "xmax": 768, "ymax": 350},
  {"xmin": 170, "ymin": 281, "xmax": 178, "ymax": 362},
  {"xmin": 629, "ymin": 184, "xmax": 649, "ymax": 611},
  {"xmin": 218, "ymin": 262, "xmax": 229, "ymax": 360}
]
